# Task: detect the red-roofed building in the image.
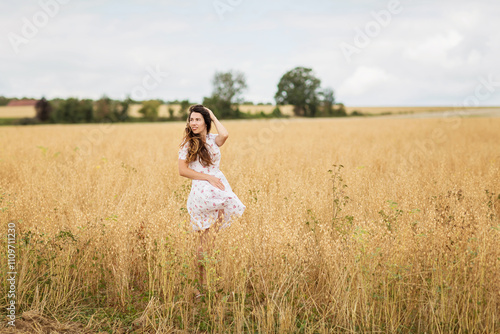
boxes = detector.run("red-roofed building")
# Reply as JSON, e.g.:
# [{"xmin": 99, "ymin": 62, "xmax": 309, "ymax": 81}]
[{"xmin": 7, "ymin": 99, "xmax": 38, "ymax": 107}]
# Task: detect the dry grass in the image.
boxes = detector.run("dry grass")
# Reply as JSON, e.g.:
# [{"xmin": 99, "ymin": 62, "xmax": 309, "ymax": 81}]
[{"xmin": 0, "ymin": 116, "xmax": 499, "ymax": 333}]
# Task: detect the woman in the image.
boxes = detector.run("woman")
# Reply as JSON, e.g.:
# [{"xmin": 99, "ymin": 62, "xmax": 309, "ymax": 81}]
[{"xmin": 178, "ymin": 104, "xmax": 245, "ymax": 288}]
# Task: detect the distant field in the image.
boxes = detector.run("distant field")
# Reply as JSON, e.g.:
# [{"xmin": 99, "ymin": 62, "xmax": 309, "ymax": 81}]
[
  {"xmin": 344, "ymin": 105, "xmax": 500, "ymax": 115},
  {"xmin": 0, "ymin": 106, "xmax": 36, "ymax": 118}
]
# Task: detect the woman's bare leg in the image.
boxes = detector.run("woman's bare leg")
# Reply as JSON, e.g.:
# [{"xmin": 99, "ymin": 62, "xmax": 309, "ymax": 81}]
[
  {"xmin": 197, "ymin": 210, "xmax": 224, "ymax": 289},
  {"xmin": 215, "ymin": 209, "xmax": 225, "ymax": 230},
  {"xmin": 197, "ymin": 228, "xmax": 209, "ymax": 288}
]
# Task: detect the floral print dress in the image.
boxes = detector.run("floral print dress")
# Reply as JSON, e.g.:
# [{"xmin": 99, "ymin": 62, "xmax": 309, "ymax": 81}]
[{"xmin": 178, "ymin": 133, "xmax": 246, "ymax": 231}]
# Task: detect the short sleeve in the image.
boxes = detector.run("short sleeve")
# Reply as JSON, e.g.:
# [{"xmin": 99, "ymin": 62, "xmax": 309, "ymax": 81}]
[{"xmin": 178, "ymin": 142, "xmax": 188, "ymax": 160}]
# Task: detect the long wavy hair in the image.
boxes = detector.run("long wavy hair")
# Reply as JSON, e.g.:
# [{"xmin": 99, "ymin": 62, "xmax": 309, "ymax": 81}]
[{"xmin": 179, "ymin": 105, "xmax": 213, "ymax": 167}]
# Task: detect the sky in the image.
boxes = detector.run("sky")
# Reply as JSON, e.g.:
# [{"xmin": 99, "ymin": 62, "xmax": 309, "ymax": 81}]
[{"xmin": 1, "ymin": 0, "xmax": 499, "ymax": 106}]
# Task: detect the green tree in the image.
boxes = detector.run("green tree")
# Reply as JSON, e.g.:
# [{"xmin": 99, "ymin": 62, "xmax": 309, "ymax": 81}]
[
  {"xmin": 319, "ymin": 87, "xmax": 336, "ymax": 116},
  {"xmin": 272, "ymin": 106, "xmax": 283, "ymax": 117},
  {"xmin": 334, "ymin": 103, "xmax": 347, "ymax": 117},
  {"xmin": 35, "ymin": 97, "xmax": 52, "ymax": 121},
  {"xmin": 94, "ymin": 96, "xmax": 130, "ymax": 122},
  {"xmin": 275, "ymin": 66, "xmax": 322, "ymax": 117},
  {"xmin": 204, "ymin": 70, "xmax": 247, "ymax": 118},
  {"xmin": 51, "ymin": 98, "xmax": 94, "ymax": 123},
  {"xmin": 0, "ymin": 96, "xmax": 11, "ymax": 106},
  {"xmin": 179, "ymin": 99, "xmax": 190, "ymax": 119},
  {"xmin": 119, "ymin": 96, "xmax": 132, "ymax": 121},
  {"xmin": 95, "ymin": 95, "xmax": 115, "ymax": 121},
  {"xmin": 138, "ymin": 100, "xmax": 161, "ymax": 121},
  {"xmin": 202, "ymin": 95, "xmax": 230, "ymax": 118}
]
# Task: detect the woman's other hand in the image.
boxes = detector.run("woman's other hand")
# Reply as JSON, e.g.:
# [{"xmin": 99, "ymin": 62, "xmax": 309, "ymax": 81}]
[{"xmin": 207, "ymin": 175, "xmax": 225, "ymax": 190}]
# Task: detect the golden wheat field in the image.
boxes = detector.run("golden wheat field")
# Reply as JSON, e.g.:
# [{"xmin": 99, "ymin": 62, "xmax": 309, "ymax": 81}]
[
  {"xmin": 1, "ymin": 116, "xmax": 499, "ymax": 333},
  {"xmin": 0, "ymin": 106, "xmax": 38, "ymax": 119},
  {"xmin": 343, "ymin": 106, "xmax": 500, "ymax": 116}
]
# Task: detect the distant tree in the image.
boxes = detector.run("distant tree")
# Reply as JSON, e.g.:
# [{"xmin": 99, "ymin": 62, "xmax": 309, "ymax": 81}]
[
  {"xmin": 138, "ymin": 100, "xmax": 161, "ymax": 121},
  {"xmin": 213, "ymin": 70, "xmax": 247, "ymax": 105},
  {"xmin": 0, "ymin": 96, "xmax": 11, "ymax": 106},
  {"xmin": 319, "ymin": 87, "xmax": 335, "ymax": 116},
  {"xmin": 94, "ymin": 95, "xmax": 130, "ymax": 122},
  {"xmin": 94, "ymin": 95, "xmax": 114, "ymax": 121},
  {"xmin": 80, "ymin": 99, "xmax": 94, "ymax": 122},
  {"xmin": 204, "ymin": 70, "xmax": 247, "ymax": 118},
  {"xmin": 272, "ymin": 106, "xmax": 283, "ymax": 117},
  {"xmin": 335, "ymin": 103, "xmax": 347, "ymax": 117},
  {"xmin": 275, "ymin": 66, "xmax": 322, "ymax": 117},
  {"xmin": 35, "ymin": 97, "xmax": 52, "ymax": 121},
  {"xmin": 51, "ymin": 98, "xmax": 94, "ymax": 123},
  {"xmin": 202, "ymin": 95, "xmax": 230, "ymax": 118},
  {"xmin": 119, "ymin": 96, "xmax": 132, "ymax": 120},
  {"xmin": 179, "ymin": 99, "xmax": 190, "ymax": 119}
]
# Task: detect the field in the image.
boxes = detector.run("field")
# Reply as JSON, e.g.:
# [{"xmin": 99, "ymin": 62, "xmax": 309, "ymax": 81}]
[
  {"xmin": 0, "ymin": 106, "xmax": 38, "ymax": 119},
  {"xmin": 1, "ymin": 116, "xmax": 499, "ymax": 333},
  {"xmin": 344, "ymin": 105, "xmax": 500, "ymax": 116}
]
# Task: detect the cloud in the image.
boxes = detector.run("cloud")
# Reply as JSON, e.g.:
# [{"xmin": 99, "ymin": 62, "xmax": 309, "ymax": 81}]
[
  {"xmin": 403, "ymin": 30, "xmax": 463, "ymax": 67},
  {"xmin": 1, "ymin": 0, "xmax": 500, "ymax": 106},
  {"xmin": 338, "ymin": 66, "xmax": 397, "ymax": 100}
]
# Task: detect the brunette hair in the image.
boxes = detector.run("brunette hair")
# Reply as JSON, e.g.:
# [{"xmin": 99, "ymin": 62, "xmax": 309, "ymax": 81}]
[{"xmin": 179, "ymin": 105, "xmax": 213, "ymax": 167}]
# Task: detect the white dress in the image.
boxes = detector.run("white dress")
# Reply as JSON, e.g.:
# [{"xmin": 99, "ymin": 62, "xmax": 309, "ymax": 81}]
[{"xmin": 178, "ymin": 133, "xmax": 246, "ymax": 231}]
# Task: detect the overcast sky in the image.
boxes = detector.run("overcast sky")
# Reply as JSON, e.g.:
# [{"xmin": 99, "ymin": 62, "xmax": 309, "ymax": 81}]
[{"xmin": 1, "ymin": 0, "xmax": 499, "ymax": 106}]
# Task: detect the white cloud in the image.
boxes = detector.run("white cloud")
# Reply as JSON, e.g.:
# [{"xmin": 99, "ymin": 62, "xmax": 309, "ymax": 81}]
[
  {"xmin": 1, "ymin": 0, "xmax": 500, "ymax": 106},
  {"xmin": 403, "ymin": 30, "xmax": 463, "ymax": 67},
  {"xmin": 338, "ymin": 66, "xmax": 397, "ymax": 98}
]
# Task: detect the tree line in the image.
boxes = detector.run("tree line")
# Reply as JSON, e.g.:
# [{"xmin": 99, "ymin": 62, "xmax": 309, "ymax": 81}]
[{"xmin": 2, "ymin": 66, "xmax": 347, "ymax": 125}]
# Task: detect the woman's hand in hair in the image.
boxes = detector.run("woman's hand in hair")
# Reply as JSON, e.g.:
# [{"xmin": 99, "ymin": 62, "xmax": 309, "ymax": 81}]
[
  {"xmin": 205, "ymin": 107, "xmax": 216, "ymax": 121},
  {"xmin": 207, "ymin": 175, "xmax": 225, "ymax": 191}
]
